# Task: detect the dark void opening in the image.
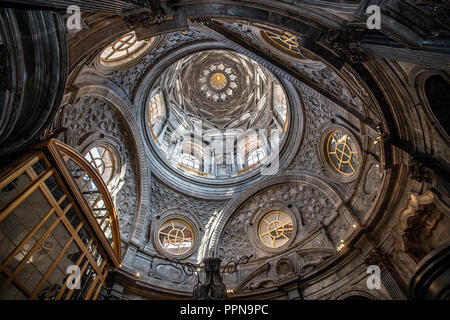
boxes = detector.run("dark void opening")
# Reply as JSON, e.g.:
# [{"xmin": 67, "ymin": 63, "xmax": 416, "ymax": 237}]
[{"xmin": 425, "ymin": 75, "xmax": 450, "ymax": 136}]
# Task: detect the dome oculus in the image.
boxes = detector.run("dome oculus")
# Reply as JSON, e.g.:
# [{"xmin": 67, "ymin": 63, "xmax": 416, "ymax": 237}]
[
  {"xmin": 146, "ymin": 50, "xmax": 290, "ymax": 181},
  {"xmin": 209, "ymin": 72, "xmax": 228, "ymax": 90}
]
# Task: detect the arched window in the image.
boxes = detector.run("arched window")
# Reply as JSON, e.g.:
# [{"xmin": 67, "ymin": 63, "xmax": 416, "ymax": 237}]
[
  {"xmin": 179, "ymin": 153, "xmax": 201, "ymax": 171},
  {"xmin": 85, "ymin": 146, "xmax": 115, "ymax": 186},
  {"xmin": 247, "ymin": 148, "xmax": 266, "ymax": 166},
  {"xmin": 147, "ymin": 90, "xmax": 166, "ymax": 140}
]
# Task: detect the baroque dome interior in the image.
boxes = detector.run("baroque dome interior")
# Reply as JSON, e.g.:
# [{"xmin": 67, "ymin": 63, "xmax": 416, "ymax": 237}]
[
  {"xmin": 146, "ymin": 49, "xmax": 290, "ymax": 182},
  {"xmin": 0, "ymin": 0, "xmax": 449, "ymax": 303}
]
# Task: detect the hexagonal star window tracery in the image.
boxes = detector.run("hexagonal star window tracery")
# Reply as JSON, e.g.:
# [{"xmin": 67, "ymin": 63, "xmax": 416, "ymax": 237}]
[
  {"xmin": 146, "ymin": 50, "xmax": 290, "ymax": 180},
  {"xmin": 263, "ymin": 30, "xmax": 304, "ymax": 55}
]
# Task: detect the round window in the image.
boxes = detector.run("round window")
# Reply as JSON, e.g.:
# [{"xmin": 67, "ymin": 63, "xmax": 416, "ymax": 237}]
[
  {"xmin": 319, "ymin": 126, "xmax": 361, "ymax": 182},
  {"xmin": 100, "ymin": 31, "xmax": 150, "ymax": 63},
  {"xmin": 257, "ymin": 211, "xmax": 294, "ymax": 249},
  {"xmin": 157, "ymin": 219, "xmax": 195, "ymax": 257},
  {"xmin": 85, "ymin": 146, "xmax": 115, "ymax": 186},
  {"xmin": 326, "ymin": 130, "xmax": 360, "ymax": 176}
]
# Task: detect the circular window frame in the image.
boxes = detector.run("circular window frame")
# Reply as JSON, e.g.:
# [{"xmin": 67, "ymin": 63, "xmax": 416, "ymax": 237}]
[
  {"xmin": 77, "ymin": 133, "xmax": 126, "ymax": 196},
  {"xmin": 318, "ymin": 125, "xmax": 362, "ymax": 183},
  {"xmin": 85, "ymin": 145, "xmax": 116, "ymax": 185},
  {"xmin": 252, "ymin": 206, "xmax": 297, "ymax": 253},
  {"xmin": 153, "ymin": 214, "xmax": 199, "ymax": 259},
  {"xmin": 136, "ymin": 42, "xmax": 304, "ymax": 200}
]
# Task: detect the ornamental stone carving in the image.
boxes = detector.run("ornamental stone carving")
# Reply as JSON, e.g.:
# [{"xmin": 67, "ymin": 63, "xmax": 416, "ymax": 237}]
[
  {"xmin": 61, "ymin": 96, "xmax": 139, "ymax": 242},
  {"xmin": 108, "ymin": 30, "xmax": 212, "ymax": 99},
  {"xmin": 217, "ymin": 182, "xmax": 336, "ymax": 262}
]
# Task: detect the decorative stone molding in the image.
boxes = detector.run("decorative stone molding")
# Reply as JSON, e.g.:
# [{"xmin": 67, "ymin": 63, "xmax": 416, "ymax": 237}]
[
  {"xmin": 206, "ymin": 174, "xmax": 354, "ymax": 259},
  {"xmin": 409, "ymin": 158, "xmax": 434, "ymax": 184},
  {"xmin": 123, "ymin": 0, "xmax": 173, "ymax": 27},
  {"xmin": 72, "ymin": 85, "xmax": 150, "ymax": 246},
  {"xmin": 0, "ymin": 8, "xmax": 67, "ymax": 156},
  {"xmin": 392, "ymin": 189, "xmax": 450, "ymax": 263},
  {"xmin": 335, "ymin": 290, "xmax": 377, "ymax": 300},
  {"xmin": 207, "ymin": 19, "xmax": 376, "ymax": 117},
  {"xmin": 327, "ymin": 26, "xmax": 368, "ymax": 64},
  {"xmin": 109, "ymin": 30, "xmax": 212, "ymax": 100},
  {"xmin": 317, "ymin": 123, "xmax": 363, "ymax": 183},
  {"xmin": 152, "ymin": 211, "xmax": 201, "ymax": 260}
]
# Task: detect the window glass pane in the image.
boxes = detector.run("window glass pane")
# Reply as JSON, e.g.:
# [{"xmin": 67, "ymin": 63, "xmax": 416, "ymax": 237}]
[
  {"xmin": 70, "ymin": 263, "xmax": 96, "ymax": 300},
  {"xmin": 326, "ymin": 130, "xmax": 360, "ymax": 176},
  {"xmin": 0, "ymin": 172, "xmax": 31, "ymax": 207},
  {"xmin": 65, "ymin": 207, "xmax": 81, "ymax": 231},
  {"xmin": 0, "ymin": 188, "xmax": 53, "ymax": 270},
  {"xmin": 13, "ymin": 224, "xmax": 66, "ymax": 293},
  {"xmin": 44, "ymin": 174, "xmax": 64, "ymax": 201},
  {"xmin": 37, "ymin": 280, "xmax": 61, "ymax": 300},
  {"xmin": 37, "ymin": 241, "xmax": 82, "ymax": 300},
  {"xmin": 85, "ymin": 147, "xmax": 115, "ymax": 186},
  {"xmin": 31, "ymin": 158, "xmax": 47, "ymax": 176},
  {"xmin": 258, "ymin": 211, "xmax": 294, "ymax": 249},
  {"xmin": 100, "ymin": 31, "xmax": 149, "ymax": 63},
  {"xmin": 64, "ymin": 159, "xmax": 86, "ymax": 182},
  {"xmin": 0, "ymin": 283, "xmax": 27, "ymax": 300},
  {"xmin": 77, "ymin": 226, "xmax": 92, "ymax": 247},
  {"xmin": 158, "ymin": 219, "xmax": 194, "ymax": 256}
]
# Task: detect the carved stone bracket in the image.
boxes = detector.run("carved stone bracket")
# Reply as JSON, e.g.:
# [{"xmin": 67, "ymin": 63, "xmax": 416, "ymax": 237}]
[
  {"xmin": 123, "ymin": 0, "xmax": 173, "ymax": 27},
  {"xmin": 392, "ymin": 190, "xmax": 450, "ymax": 263},
  {"xmin": 327, "ymin": 26, "xmax": 368, "ymax": 64},
  {"xmin": 410, "ymin": 158, "xmax": 434, "ymax": 184},
  {"xmin": 364, "ymin": 250, "xmax": 393, "ymax": 271}
]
